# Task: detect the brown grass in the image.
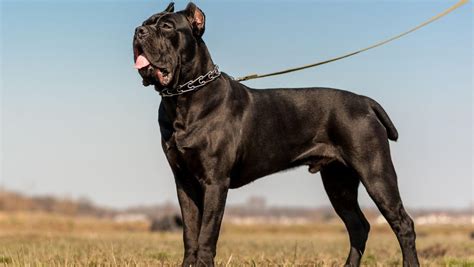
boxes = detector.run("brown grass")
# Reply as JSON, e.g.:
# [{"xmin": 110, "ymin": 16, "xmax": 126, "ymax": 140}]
[{"xmin": 0, "ymin": 212, "xmax": 473, "ymax": 266}]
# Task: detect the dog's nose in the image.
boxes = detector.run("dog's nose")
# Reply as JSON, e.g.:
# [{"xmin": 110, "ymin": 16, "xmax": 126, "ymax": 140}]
[{"xmin": 135, "ymin": 26, "xmax": 149, "ymax": 39}]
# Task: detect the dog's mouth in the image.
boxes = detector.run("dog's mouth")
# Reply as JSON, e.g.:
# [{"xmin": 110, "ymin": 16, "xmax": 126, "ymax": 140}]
[{"xmin": 133, "ymin": 45, "xmax": 173, "ymax": 87}]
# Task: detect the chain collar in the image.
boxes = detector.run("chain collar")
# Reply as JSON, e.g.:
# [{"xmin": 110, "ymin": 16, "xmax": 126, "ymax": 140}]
[{"xmin": 159, "ymin": 65, "xmax": 221, "ymax": 97}]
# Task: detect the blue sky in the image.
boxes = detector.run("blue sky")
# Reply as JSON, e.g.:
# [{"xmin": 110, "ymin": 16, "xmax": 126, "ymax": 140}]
[{"xmin": 1, "ymin": 1, "xmax": 472, "ymax": 209}]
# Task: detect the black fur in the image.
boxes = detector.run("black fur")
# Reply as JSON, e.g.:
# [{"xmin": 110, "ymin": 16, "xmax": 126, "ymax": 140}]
[{"xmin": 133, "ymin": 3, "xmax": 419, "ymax": 267}]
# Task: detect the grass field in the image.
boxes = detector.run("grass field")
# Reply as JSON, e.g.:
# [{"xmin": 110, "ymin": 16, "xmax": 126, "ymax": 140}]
[{"xmin": 0, "ymin": 212, "xmax": 473, "ymax": 266}]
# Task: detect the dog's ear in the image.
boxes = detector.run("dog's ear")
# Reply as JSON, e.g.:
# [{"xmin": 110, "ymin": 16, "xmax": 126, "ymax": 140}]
[
  {"xmin": 184, "ymin": 2, "xmax": 205, "ymax": 37},
  {"xmin": 164, "ymin": 2, "xmax": 174, "ymax": 13}
]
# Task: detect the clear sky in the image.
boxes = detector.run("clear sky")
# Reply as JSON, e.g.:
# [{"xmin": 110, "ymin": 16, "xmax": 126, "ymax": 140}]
[{"xmin": 1, "ymin": 1, "xmax": 472, "ymax": 209}]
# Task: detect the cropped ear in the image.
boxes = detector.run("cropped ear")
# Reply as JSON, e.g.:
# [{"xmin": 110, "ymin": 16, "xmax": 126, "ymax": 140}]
[
  {"xmin": 164, "ymin": 2, "xmax": 174, "ymax": 13},
  {"xmin": 184, "ymin": 2, "xmax": 205, "ymax": 37},
  {"xmin": 142, "ymin": 2, "xmax": 174, "ymax": 26}
]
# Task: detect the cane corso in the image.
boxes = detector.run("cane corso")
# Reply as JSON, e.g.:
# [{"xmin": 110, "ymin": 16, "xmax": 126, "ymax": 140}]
[{"xmin": 132, "ymin": 3, "xmax": 419, "ymax": 266}]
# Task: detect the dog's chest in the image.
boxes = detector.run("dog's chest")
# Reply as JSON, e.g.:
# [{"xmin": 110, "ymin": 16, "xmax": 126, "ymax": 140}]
[{"xmin": 162, "ymin": 125, "xmax": 204, "ymax": 165}]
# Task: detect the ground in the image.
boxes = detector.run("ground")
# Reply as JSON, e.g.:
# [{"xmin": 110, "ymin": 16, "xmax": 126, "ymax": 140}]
[{"xmin": 0, "ymin": 212, "xmax": 473, "ymax": 266}]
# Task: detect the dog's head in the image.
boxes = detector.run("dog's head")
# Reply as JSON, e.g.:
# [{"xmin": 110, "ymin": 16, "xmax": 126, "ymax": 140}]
[{"xmin": 133, "ymin": 2, "xmax": 206, "ymax": 91}]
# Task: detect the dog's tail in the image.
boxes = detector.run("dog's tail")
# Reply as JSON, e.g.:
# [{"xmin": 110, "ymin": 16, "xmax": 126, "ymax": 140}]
[{"xmin": 368, "ymin": 98, "xmax": 399, "ymax": 141}]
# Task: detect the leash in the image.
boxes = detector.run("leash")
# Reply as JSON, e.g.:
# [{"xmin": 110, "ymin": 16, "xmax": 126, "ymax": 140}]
[{"xmin": 235, "ymin": 0, "xmax": 469, "ymax": 82}]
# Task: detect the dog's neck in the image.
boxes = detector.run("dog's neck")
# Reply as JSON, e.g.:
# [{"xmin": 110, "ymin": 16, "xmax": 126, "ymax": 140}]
[
  {"xmin": 160, "ymin": 41, "xmax": 226, "ymax": 124},
  {"xmin": 178, "ymin": 40, "xmax": 215, "ymax": 88}
]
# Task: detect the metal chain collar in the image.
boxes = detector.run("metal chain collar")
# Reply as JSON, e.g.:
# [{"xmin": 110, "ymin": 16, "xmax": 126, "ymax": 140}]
[{"xmin": 160, "ymin": 65, "xmax": 221, "ymax": 97}]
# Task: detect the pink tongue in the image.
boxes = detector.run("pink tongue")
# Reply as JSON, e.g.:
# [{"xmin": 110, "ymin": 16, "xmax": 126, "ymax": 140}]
[{"xmin": 134, "ymin": 54, "xmax": 150, "ymax": 69}]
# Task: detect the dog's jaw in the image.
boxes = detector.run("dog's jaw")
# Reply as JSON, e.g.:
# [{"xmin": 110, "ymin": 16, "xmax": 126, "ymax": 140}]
[{"xmin": 133, "ymin": 48, "xmax": 174, "ymax": 88}]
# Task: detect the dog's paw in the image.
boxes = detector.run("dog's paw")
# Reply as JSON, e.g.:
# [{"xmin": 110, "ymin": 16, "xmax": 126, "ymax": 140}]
[
  {"xmin": 182, "ymin": 254, "xmax": 197, "ymax": 267},
  {"xmin": 195, "ymin": 251, "xmax": 214, "ymax": 267}
]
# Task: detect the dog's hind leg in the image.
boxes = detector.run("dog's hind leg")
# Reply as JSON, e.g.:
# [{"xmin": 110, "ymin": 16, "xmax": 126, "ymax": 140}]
[
  {"xmin": 321, "ymin": 162, "xmax": 370, "ymax": 267},
  {"xmin": 357, "ymin": 163, "xmax": 419, "ymax": 267},
  {"xmin": 347, "ymin": 124, "xmax": 419, "ymax": 267}
]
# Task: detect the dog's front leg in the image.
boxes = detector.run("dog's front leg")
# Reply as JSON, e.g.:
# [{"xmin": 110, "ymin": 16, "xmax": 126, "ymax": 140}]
[
  {"xmin": 175, "ymin": 174, "xmax": 203, "ymax": 267},
  {"xmin": 195, "ymin": 177, "xmax": 230, "ymax": 267}
]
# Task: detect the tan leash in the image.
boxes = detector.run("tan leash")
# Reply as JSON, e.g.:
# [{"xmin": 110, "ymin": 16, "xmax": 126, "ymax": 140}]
[{"xmin": 235, "ymin": 0, "xmax": 469, "ymax": 82}]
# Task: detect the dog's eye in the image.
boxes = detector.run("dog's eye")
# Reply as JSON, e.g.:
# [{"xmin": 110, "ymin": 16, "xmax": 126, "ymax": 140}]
[{"xmin": 161, "ymin": 22, "xmax": 174, "ymax": 30}]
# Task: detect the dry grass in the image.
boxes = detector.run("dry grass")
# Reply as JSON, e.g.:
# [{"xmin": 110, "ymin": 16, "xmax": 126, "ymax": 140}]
[{"xmin": 0, "ymin": 212, "xmax": 473, "ymax": 266}]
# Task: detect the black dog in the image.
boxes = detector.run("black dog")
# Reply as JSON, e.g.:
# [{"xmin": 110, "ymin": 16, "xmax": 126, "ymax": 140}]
[{"xmin": 133, "ymin": 3, "xmax": 419, "ymax": 267}]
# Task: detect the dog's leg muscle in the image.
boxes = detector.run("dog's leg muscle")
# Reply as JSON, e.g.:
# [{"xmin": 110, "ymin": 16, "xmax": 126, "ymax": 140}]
[
  {"xmin": 321, "ymin": 162, "xmax": 370, "ymax": 267},
  {"xmin": 196, "ymin": 178, "xmax": 230, "ymax": 267},
  {"xmin": 175, "ymin": 175, "xmax": 203, "ymax": 267},
  {"xmin": 346, "ymin": 123, "xmax": 419, "ymax": 267},
  {"xmin": 359, "ymin": 167, "xmax": 419, "ymax": 267},
  {"xmin": 163, "ymin": 140, "xmax": 203, "ymax": 267}
]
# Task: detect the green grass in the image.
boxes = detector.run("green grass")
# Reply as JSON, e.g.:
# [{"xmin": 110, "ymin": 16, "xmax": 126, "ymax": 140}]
[{"xmin": 0, "ymin": 213, "xmax": 473, "ymax": 266}]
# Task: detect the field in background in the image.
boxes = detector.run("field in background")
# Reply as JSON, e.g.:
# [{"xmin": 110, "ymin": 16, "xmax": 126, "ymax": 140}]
[{"xmin": 0, "ymin": 212, "xmax": 473, "ymax": 266}]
